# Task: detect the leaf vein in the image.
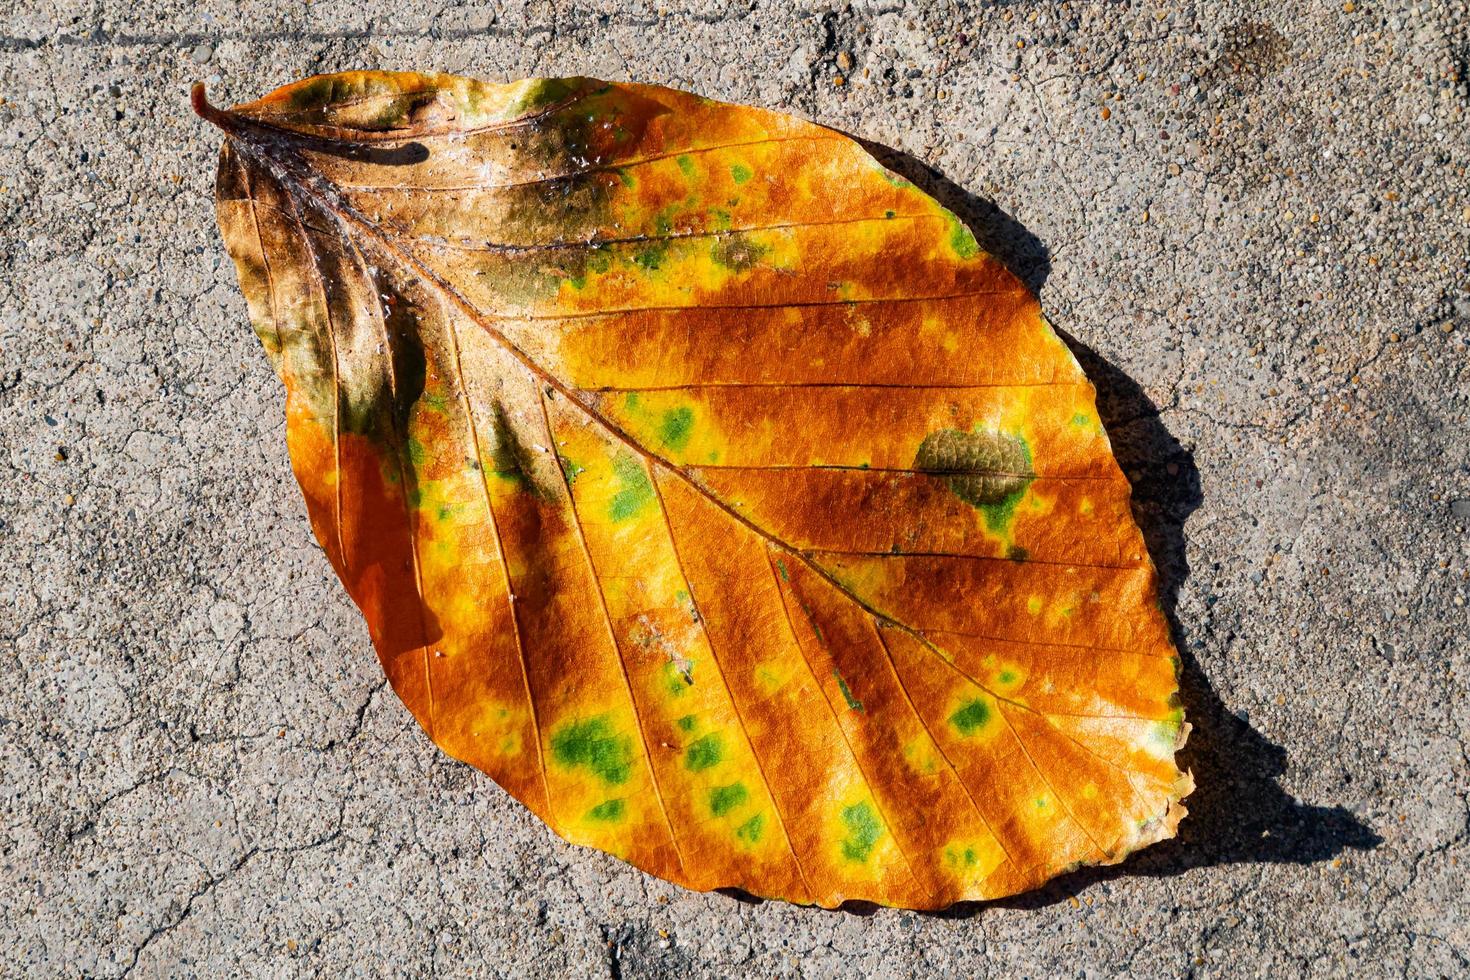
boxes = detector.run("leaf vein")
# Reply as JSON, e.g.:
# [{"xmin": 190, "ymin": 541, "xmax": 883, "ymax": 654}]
[
  {"xmin": 435, "ymin": 290, "xmax": 553, "ymax": 818},
  {"xmin": 650, "ymin": 470, "xmax": 816, "ymax": 901},
  {"xmin": 767, "ymin": 549, "xmax": 933, "ymax": 902},
  {"xmin": 414, "ymin": 212, "xmax": 941, "ymax": 253},
  {"xmin": 337, "ymin": 133, "xmax": 845, "ymax": 192},
  {"xmin": 869, "ymin": 623, "xmax": 1017, "ymax": 875},
  {"xmin": 538, "ymin": 388, "xmax": 684, "ymax": 872},
  {"xmin": 337, "ymin": 220, "xmax": 440, "ymax": 738}
]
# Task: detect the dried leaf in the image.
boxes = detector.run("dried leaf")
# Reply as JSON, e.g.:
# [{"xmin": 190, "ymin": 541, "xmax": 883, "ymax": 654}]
[{"xmin": 196, "ymin": 73, "xmax": 1191, "ymax": 910}]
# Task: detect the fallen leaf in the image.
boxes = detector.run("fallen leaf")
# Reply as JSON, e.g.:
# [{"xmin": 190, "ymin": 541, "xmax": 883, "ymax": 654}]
[{"xmin": 196, "ymin": 72, "xmax": 1191, "ymax": 910}]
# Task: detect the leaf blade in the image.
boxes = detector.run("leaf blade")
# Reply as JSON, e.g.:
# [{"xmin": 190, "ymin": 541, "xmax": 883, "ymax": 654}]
[{"xmin": 203, "ymin": 73, "xmax": 1191, "ymax": 910}]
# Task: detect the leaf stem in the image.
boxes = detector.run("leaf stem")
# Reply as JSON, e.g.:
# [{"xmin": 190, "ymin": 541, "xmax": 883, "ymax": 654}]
[{"xmin": 190, "ymin": 83, "xmax": 243, "ymax": 135}]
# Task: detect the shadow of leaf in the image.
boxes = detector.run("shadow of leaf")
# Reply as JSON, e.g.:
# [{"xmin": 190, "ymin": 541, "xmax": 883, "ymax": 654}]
[
  {"xmin": 982, "ymin": 332, "xmax": 1384, "ymax": 915},
  {"xmin": 856, "ymin": 139, "xmax": 1051, "ymax": 295}
]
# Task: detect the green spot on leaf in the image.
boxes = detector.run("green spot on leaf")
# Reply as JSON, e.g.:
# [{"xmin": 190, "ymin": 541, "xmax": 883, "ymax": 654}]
[
  {"xmin": 684, "ymin": 732, "xmax": 724, "ymax": 772},
  {"xmin": 840, "ymin": 801, "xmax": 884, "ymax": 862},
  {"xmin": 509, "ymin": 77, "xmax": 580, "ymax": 115},
  {"xmin": 736, "ymin": 813, "xmax": 765, "ymax": 844},
  {"xmin": 632, "ymin": 242, "xmax": 668, "ymax": 272},
  {"xmin": 608, "ymin": 453, "xmax": 654, "ymax": 522},
  {"xmin": 709, "ymin": 782, "xmax": 749, "ymax": 816},
  {"xmin": 587, "ymin": 799, "xmax": 626, "ymax": 822},
  {"xmin": 1149, "ymin": 711, "xmax": 1184, "ymax": 750},
  {"xmin": 676, "ymin": 154, "xmax": 696, "ymax": 177},
  {"xmin": 944, "ymin": 845, "xmax": 979, "ymax": 869},
  {"xmin": 587, "ymin": 246, "xmax": 613, "ymax": 275},
  {"xmin": 944, "ymin": 211, "xmax": 980, "ymax": 259},
  {"xmin": 658, "ymin": 406, "xmax": 695, "ymax": 451},
  {"xmin": 551, "ymin": 715, "xmax": 633, "ymax": 785},
  {"xmin": 730, "ymin": 162, "xmax": 753, "ymax": 184},
  {"xmin": 286, "ymin": 77, "xmax": 337, "ymax": 110},
  {"xmin": 559, "ymin": 454, "xmax": 585, "ymax": 486},
  {"xmin": 949, "ymin": 699, "xmax": 992, "ymax": 736},
  {"xmin": 676, "ymin": 714, "xmax": 697, "ymax": 733},
  {"xmin": 979, "ymin": 494, "xmax": 1026, "ymax": 533},
  {"xmin": 662, "ymin": 659, "xmax": 693, "ymax": 696}
]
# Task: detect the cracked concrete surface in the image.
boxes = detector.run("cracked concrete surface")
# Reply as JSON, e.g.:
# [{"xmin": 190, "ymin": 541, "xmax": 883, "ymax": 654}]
[{"xmin": 2, "ymin": 0, "xmax": 1468, "ymax": 976}]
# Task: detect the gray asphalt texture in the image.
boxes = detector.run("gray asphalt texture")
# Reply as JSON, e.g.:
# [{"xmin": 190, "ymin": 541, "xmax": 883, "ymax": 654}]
[{"xmin": 2, "ymin": 0, "xmax": 1468, "ymax": 976}]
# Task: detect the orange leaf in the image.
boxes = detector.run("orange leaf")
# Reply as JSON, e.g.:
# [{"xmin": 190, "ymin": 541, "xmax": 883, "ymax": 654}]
[{"xmin": 197, "ymin": 72, "xmax": 1191, "ymax": 910}]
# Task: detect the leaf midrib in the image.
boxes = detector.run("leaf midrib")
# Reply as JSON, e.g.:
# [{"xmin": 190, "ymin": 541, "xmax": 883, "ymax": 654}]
[{"xmin": 217, "ymin": 118, "xmax": 939, "ymax": 652}]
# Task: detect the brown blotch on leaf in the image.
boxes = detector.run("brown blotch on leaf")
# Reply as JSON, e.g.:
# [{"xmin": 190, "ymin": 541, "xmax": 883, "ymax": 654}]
[
  {"xmin": 709, "ymin": 232, "xmax": 767, "ymax": 272},
  {"xmin": 913, "ymin": 428, "xmax": 1033, "ymax": 508}
]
